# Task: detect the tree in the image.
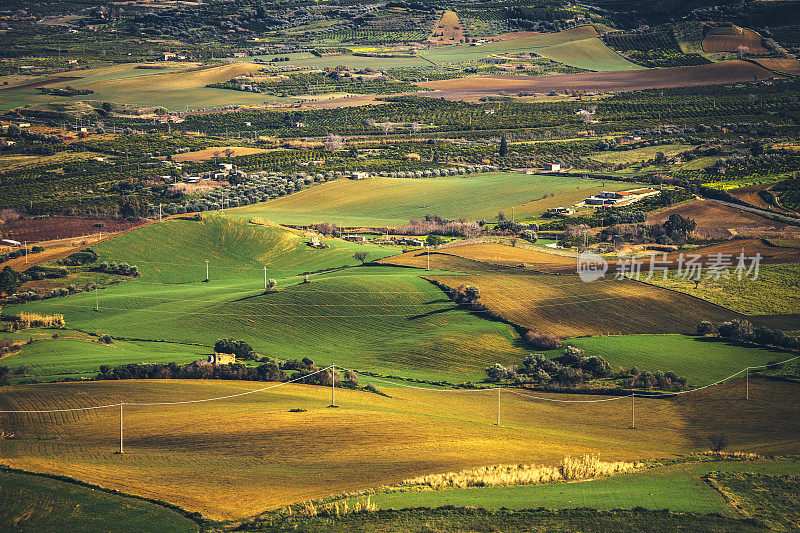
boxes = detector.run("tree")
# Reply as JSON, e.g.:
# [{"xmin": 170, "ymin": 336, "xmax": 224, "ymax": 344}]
[
  {"xmin": 353, "ymin": 251, "xmax": 370, "ymax": 264},
  {"xmin": 499, "ymin": 134, "xmax": 508, "ymax": 157},
  {"xmin": 0, "ymin": 266, "xmax": 19, "ymax": 295},
  {"xmin": 697, "ymin": 320, "xmax": 714, "ymax": 335},
  {"xmin": 654, "ymin": 151, "xmax": 667, "ymax": 165},
  {"xmin": 267, "ymin": 279, "xmax": 278, "ymax": 291},
  {"xmin": 426, "ymin": 234, "xmax": 443, "ymax": 247},
  {"xmin": 464, "ymin": 285, "xmax": 480, "ymax": 301},
  {"xmin": 708, "ymin": 433, "xmax": 728, "ymax": 452},
  {"xmin": 662, "ymin": 214, "xmax": 696, "ymax": 242}
]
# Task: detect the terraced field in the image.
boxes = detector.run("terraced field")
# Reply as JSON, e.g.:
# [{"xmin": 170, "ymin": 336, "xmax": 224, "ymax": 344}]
[
  {"xmin": 2, "ymin": 377, "xmax": 797, "ymax": 520},
  {"xmin": 229, "ymin": 173, "xmax": 630, "ymax": 226}
]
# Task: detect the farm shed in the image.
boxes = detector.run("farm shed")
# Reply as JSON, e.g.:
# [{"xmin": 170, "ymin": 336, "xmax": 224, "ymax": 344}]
[{"xmin": 209, "ymin": 352, "xmax": 236, "ymax": 365}]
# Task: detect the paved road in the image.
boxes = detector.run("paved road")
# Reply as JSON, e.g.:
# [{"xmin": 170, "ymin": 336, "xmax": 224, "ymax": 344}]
[{"xmin": 705, "ymin": 198, "xmax": 800, "ymax": 224}]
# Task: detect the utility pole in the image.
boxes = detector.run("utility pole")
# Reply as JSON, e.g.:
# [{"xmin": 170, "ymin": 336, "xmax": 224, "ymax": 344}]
[
  {"xmin": 24, "ymin": 241, "xmax": 28, "ymax": 263},
  {"xmin": 205, "ymin": 260, "xmax": 209, "ymax": 282},
  {"xmin": 263, "ymin": 266, "xmax": 267, "ymax": 289},
  {"xmin": 427, "ymin": 245, "xmax": 430, "ymax": 271},
  {"xmin": 746, "ymin": 367, "xmax": 749, "ymax": 400},
  {"xmin": 221, "ymin": 190, "xmax": 225, "ymax": 214},
  {"xmin": 119, "ymin": 403, "xmax": 124, "ymax": 454},
  {"xmin": 512, "ymin": 206, "xmax": 515, "ymax": 223},
  {"xmin": 631, "ymin": 393, "xmax": 635, "ymax": 429},
  {"xmin": 94, "ymin": 287, "xmax": 99, "ymax": 311},
  {"xmin": 330, "ymin": 364, "xmax": 336, "ymax": 407},
  {"xmin": 496, "ymin": 388, "xmax": 501, "ymax": 426},
  {"xmin": 159, "ymin": 204, "xmax": 162, "ymax": 222}
]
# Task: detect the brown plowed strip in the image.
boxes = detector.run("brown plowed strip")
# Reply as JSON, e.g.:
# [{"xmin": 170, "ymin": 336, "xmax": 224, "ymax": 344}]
[
  {"xmin": 0, "ymin": 77, "xmax": 81, "ymax": 92},
  {"xmin": 419, "ymin": 61, "xmax": 777, "ymax": 99}
]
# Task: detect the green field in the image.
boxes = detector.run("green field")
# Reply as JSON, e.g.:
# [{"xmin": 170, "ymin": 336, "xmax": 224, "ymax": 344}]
[
  {"xmin": 566, "ymin": 334, "xmax": 790, "ymax": 386},
  {"xmin": 366, "ymin": 459, "xmax": 800, "ymax": 513},
  {"xmin": 0, "ymin": 468, "xmax": 198, "ymax": 533},
  {"xmin": 0, "ymin": 335, "xmax": 208, "ymax": 382},
  {"xmin": 229, "ymin": 173, "xmax": 630, "ymax": 226},
  {"xmin": 534, "ymin": 38, "xmax": 643, "ymax": 71},
  {"xmin": 419, "ymin": 27, "xmax": 641, "ymax": 71},
  {"xmin": 4, "ymin": 216, "xmax": 526, "ymax": 382}
]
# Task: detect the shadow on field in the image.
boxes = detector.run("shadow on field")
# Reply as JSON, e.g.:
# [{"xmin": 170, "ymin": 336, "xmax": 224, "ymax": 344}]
[
  {"xmin": 671, "ymin": 378, "xmax": 800, "ymax": 455},
  {"xmin": 407, "ymin": 307, "xmax": 461, "ymax": 320}
]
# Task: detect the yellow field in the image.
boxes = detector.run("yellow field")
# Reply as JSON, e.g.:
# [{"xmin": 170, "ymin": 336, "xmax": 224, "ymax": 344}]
[
  {"xmin": 172, "ymin": 146, "xmax": 271, "ymax": 162},
  {"xmin": 2, "ymin": 378, "xmax": 797, "ymax": 520}
]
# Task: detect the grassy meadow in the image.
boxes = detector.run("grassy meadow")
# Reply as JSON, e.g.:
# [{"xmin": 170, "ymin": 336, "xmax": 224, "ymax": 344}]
[
  {"xmin": 2, "ymin": 377, "xmax": 798, "ymax": 520},
  {"xmin": 0, "ymin": 335, "xmax": 208, "ymax": 382},
  {"xmin": 0, "ymin": 468, "xmax": 198, "ymax": 533},
  {"xmin": 229, "ymin": 173, "xmax": 631, "ymax": 226}
]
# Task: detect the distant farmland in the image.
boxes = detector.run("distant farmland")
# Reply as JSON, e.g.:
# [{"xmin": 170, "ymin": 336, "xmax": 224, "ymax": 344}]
[
  {"xmin": 229, "ymin": 173, "xmax": 630, "ymax": 226},
  {"xmin": 703, "ymin": 26, "xmax": 769, "ymax": 54},
  {"xmin": 0, "ymin": 63, "xmax": 273, "ymax": 112},
  {"xmin": 420, "ymin": 60, "xmax": 776, "ymax": 100}
]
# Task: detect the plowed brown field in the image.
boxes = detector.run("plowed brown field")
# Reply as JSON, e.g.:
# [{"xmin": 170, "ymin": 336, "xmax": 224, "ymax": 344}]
[{"xmin": 419, "ymin": 61, "xmax": 776, "ymax": 99}]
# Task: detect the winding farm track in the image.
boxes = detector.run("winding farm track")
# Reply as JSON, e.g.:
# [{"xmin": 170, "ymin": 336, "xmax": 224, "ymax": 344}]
[{"xmin": 419, "ymin": 61, "xmax": 778, "ymax": 99}]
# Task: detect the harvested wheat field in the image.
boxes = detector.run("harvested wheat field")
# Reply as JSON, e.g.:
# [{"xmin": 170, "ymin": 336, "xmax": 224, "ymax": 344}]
[
  {"xmin": 420, "ymin": 61, "xmax": 776, "ymax": 99},
  {"xmin": 648, "ymin": 199, "xmax": 795, "ymax": 239},
  {"xmin": 1, "ymin": 377, "xmax": 798, "ymax": 520},
  {"xmin": 703, "ymin": 26, "xmax": 769, "ymax": 55},
  {"xmin": 429, "ymin": 10, "xmax": 465, "ymax": 44},
  {"xmin": 425, "ymin": 268, "xmax": 738, "ymax": 337},
  {"xmin": 172, "ymin": 146, "xmax": 270, "ymax": 162}
]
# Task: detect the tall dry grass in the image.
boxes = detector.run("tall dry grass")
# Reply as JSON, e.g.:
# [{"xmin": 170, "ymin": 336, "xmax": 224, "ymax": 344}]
[
  {"xmin": 402, "ymin": 455, "xmax": 636, "ymax": 490},
  {"xmin": 16, "ymin": 312, "xmax": 66, "ymax": 329},
  {"xmin": 290, "ymin": 496, "xmax": 377, "ymax": 517}
]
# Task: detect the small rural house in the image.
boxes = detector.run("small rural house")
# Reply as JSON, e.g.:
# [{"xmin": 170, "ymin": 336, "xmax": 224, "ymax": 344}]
[
  {"xmin": 209, "ymin": 352, "xmax": 236, "ymax": 365},
  {"xmin": 543, "ymin": 163, "xmax": 561, "ymax": 172},
  {"xmin": 343, "ymin": 234, "xmax": 367, "ymax": 243},
  {"xmin": 598, "ymin": 191, "xmax": 623, "ymax": 199}
]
